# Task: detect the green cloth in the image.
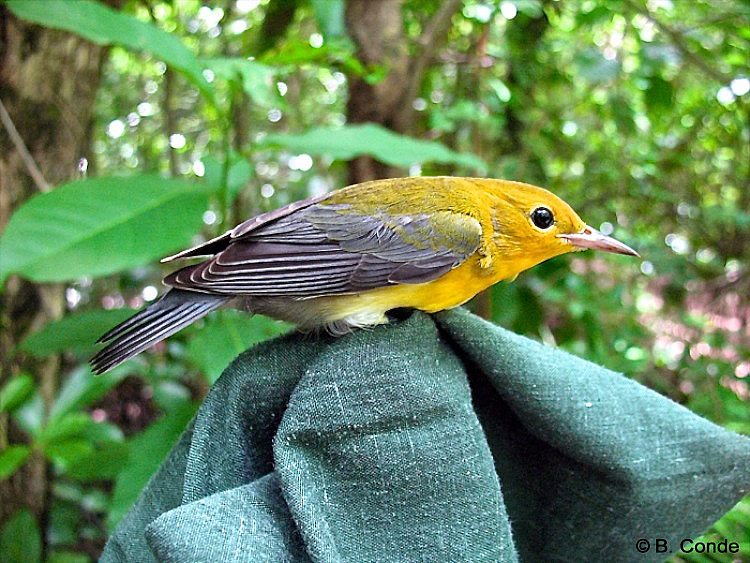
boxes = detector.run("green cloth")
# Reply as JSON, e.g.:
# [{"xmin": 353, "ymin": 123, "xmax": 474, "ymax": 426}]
[{"xmin": 101, "ymin": 309, "xmax": 750, "ymax": 562}]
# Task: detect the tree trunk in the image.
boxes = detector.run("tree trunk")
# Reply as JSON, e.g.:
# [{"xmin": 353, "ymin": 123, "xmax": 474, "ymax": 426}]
[
  {"xmin": 0, "ymin": 5, "xmax": 110, "ymax": 531},
  {"xmin": 344, "ymin": 0, "xmax": 461, "ymax": 183}
]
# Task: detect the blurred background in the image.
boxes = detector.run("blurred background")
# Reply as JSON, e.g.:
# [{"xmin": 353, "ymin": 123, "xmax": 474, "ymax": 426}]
[{"xmin": 0, "ymin": 0, "xmax": 748, "ymax": 560}]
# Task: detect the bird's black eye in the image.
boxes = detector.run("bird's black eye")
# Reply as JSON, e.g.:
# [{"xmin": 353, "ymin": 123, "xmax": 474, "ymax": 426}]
[{"xmin": 531, "ymin": 207, "xmax": 554, "ymax": 229}]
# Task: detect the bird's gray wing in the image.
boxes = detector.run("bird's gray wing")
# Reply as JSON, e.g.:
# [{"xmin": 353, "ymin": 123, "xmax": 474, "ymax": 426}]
[{"xmin": 164, "ymin": 203, "xmax": 482, "ymax": 297}]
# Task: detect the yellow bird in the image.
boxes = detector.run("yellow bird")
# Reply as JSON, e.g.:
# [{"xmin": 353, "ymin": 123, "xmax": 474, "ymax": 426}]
[{"xmin": 91, "ymin": 177, "xmax": 638, "ymax": 373}]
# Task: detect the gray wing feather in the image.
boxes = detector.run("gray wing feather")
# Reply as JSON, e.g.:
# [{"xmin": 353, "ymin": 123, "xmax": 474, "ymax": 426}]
[
  {"xmin": 92, "ymin": 195, "xmax": 480, "ymax": 374},
  {"xmin": 164, "ymin": 203, "xmax": 481, "ymax": 297}
]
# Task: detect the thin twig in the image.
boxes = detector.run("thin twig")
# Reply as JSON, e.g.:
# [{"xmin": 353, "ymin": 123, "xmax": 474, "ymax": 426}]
[{"xmin": 0, "ymin": 99, "xmax": 50, "ymax": 192}]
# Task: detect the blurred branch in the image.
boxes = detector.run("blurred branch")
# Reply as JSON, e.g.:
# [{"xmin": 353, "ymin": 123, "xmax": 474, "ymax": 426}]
[
  {"xmin": 436, "ymin": 52, "xmax": 497, "ymax": 66},
  {"xmin": 413, "ymin": 0, "xmax": 462, "ymax": 78},
  {"xmin": 0, "ymin": 99, "xmax": 50, "ymax": 192},
  {"xmin": 400, "ymin": 0, "xmax": 462, "ymax": 131},
  {"xmin": 684, "ymin": 12, "xmax": 748, "ymax": 33},
  {"xmin": 623, "ymin": 0, "xmax": 732, "ymax": 85}
]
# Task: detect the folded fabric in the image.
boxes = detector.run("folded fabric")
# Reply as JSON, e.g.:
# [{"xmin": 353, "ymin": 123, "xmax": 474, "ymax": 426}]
[{"xmin": 101, "ymin": 308, "xmax": 750, "ymax": 562}]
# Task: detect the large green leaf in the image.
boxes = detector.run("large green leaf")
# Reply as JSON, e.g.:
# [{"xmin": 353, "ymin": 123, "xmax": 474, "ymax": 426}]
[
  {"xmin": 62, "ymin": 419, "xmax": 127, "ymax": 482},
  {"xmin": 187, "ymin": 312, "xmax": 292, "ymax": 383},
  {"xmin": 38, "ymin": 412, "xmax": 118, "ymax": 472},
  {"xmin": 38, "ymin": 413, "xmax": 94, "ymax": 446},
  {"xmin": 6, "ymin": 0, "xmax": 214, "ymax": 103},
  {"xmin": 0, "ymin": 509, "xmax": 41, "ymax": 563},
  {"xmin": 20, "ymin": 309, "xmax": 135, "ymax": 358},
  {"xmin": 66, "ymin": 442, "xmax": 129, "ymax": 482},
  {"xmin": 44, "ymin": 440, "xmax": 96, "ymax": 472},
  {"xmin": 0, "ymin": 175, "xmax": 213, "ymax": 283},
  {"xmin": 262, "ymin": 124, "xmax": 487, "ymax": 170},
  {"xmin": 108, "ymin": 403, "xmax": 197, "ymax": 529}
]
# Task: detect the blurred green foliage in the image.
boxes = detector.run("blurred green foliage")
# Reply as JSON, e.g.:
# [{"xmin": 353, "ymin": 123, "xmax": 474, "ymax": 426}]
[{"xmin": 1, "ymin": 0, "xmax": 748, "ymax": 560}]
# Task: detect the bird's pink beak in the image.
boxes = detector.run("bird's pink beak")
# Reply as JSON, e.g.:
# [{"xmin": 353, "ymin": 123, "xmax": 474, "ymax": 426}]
[{"xmin": 558, "ymin": 225, "xmax": 639, "ymax": 257}]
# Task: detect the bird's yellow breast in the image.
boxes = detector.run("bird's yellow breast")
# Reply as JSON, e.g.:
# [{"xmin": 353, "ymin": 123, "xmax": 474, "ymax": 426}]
[{"xmin": 315, "ymin": 251, "xmax": 520, "ymax": 325}]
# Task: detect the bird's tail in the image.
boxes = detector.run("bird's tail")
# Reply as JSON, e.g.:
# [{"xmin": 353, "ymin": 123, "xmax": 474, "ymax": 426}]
[{"xmin": 91, "ymin": 289, "xmax": 229, "ymax": 374}]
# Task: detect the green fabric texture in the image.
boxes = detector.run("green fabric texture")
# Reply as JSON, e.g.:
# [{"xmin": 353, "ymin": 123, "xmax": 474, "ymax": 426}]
[{"xmin": 101, "ymin": 308, "xmax": 750, "ymax": 562}]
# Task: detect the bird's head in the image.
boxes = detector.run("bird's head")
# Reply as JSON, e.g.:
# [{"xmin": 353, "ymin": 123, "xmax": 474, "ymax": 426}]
[{"xmin": 488, "ymin": 180, "xmax": 638, "ymax": 274}]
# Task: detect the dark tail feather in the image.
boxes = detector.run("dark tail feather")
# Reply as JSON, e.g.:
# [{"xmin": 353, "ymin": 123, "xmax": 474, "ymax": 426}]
[{"xmin": 91, "ymin": 290, "xmax": 229, "ymax": 374}]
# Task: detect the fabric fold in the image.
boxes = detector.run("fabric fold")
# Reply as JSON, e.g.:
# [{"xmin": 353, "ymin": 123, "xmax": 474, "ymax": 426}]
[
  {"xmin": 273, "ymin": 312, "xmax": 513, "ymax": 562},
  {"xmin": 101, "ymin": 309, "xmax": 750, "ymax": 563},
  {"xmin": 145, "ymin": 474, "xmax": 309, "ymax": 563},
  {"xmin": 436, "ymin": 308, "xmax": 750, "ymax": 561}
]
